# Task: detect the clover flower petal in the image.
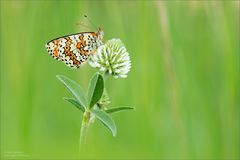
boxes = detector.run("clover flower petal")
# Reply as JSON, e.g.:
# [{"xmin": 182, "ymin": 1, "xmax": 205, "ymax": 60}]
[{"xmin": 89, "ymin": 39, "xmax": 131, "ymax": 78}]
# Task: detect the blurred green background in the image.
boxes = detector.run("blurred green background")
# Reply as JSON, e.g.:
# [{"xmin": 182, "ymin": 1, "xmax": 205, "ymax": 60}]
[{"xmin": 1, "ymin": 1, "xmax": 239, "ymax": 159}]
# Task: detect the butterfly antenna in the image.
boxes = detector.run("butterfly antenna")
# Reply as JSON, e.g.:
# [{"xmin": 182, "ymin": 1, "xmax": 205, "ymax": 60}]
[
  {"xmin": 75, "ymin": 22, "xmax": 91, "ymax": 30},
  {"xmin": 84, "ymin": 15, "xmax": 98, "ymax": 30}
]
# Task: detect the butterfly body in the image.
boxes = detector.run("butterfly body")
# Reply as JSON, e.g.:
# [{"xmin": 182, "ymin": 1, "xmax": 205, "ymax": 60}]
[{"xmin": 46, "ymin": 28, "xmax": 104, "ymax": 69}]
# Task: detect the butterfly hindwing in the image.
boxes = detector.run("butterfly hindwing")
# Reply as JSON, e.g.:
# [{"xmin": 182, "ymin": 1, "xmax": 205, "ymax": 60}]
[{"xmin": 45, "ymin": 29, "xmax": 104, "ymax": 69}]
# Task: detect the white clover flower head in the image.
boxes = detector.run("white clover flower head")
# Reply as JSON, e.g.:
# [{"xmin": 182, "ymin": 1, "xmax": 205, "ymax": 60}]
[{"xmin": 89, "ymin": 39, "xmax": 131, "ymax": 78}]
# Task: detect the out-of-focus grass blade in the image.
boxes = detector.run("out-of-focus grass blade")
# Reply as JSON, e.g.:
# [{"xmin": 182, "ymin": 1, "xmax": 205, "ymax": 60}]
[
  {"xmin": 105, "ymin": 106, "xmax": 135, "ymax": 114},
  {"xmin": 63, "ymin": 97, "xmax": 85, "ymax": 112},
  {"xmin": 92, "ymin": 108, "xmax": 117, "ymax": 137},
  {"xmin": 56, "ymin": 75, "xmax": 87, "ymax": 108},
  {"xmin": 87, "ymin": 73, "xmax": 104, "ymax": 109}
]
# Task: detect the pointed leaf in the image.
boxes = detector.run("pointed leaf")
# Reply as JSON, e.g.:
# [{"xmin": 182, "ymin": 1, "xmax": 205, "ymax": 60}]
[
  {"xmin": 105, "ymin": 106, "xmax": 135, "ymax": 114},
  {"xmin": 92, "ymin": 108, "xmax": 117, "ymax": 137},
  {"xmin": 56, "ymin": 75, "xmax": 87, "ymax": 108},
  {"xmin": 63, "ymin": 97, "xmax": 85, "ymax": 112},
  {"xmin": 87, "ymin": 73, "xmax": 104, "ymax": 108}
]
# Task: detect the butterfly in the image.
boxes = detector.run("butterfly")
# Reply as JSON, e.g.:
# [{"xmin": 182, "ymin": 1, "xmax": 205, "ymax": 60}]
[{"xmin": 45, "ymin": 28, "xmax": 104, "ymax": 69}]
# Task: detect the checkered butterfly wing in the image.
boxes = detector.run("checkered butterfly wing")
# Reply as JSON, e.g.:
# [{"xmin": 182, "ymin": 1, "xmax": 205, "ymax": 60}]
[{"xmin": 45, "ymin": 29, "xmax": 104, "ymax": 69}]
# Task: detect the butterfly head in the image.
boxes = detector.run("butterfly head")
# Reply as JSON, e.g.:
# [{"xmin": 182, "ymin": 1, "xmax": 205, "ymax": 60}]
[
  {"xmin": 97, "ymin": 28, "xmax": 104, "ymax": 40},
  {"xmin": 96, "ymin": 27, "xmax": 104, "ymax": 46}
]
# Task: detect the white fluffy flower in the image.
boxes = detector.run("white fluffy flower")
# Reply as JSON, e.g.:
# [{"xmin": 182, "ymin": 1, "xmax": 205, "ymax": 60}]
[{"xmin": 89, "ymin": 39, "xmax": 131, "ymax": 78}]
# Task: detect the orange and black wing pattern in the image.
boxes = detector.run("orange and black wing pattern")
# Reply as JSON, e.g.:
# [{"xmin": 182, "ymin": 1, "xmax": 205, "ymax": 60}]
[{"xmin": 45, "ymin": 29, "xmax": 104, "ymax": 69}]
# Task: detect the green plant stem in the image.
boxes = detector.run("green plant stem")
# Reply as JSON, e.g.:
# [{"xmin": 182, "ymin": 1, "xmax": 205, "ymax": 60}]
[
  {"xmin": 104, "ymin": 71, "xmax": 109, "ymax": 80},
  {"xmin": 79, "ymin": 110, "xmax": 90, "ymax": 155}
]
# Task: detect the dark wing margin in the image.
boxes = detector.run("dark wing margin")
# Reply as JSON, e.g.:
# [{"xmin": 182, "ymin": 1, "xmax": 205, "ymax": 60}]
[{"xmin": 46, "ymin": 32, "xmax": 95, "ymax": 44}]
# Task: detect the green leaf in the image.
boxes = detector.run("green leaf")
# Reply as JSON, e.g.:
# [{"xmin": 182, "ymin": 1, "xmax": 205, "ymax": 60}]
[
  {"xmin": 56, "ymin": 75, "xmax": 87, "ymax": 108},
  {"xmin": 105, "ymin": 106, "xmax": 135, "ymax": 114},
  {"xmin": 87, "ymin": 73, "xmax": 104, "ymax": 108},
  {"xmin": 63, "ymin": 97, "xmax": 85, "ymax": 112},
  {"xmin": 92, "ymin": 108, "xmax": 117, "ymax": 137}
]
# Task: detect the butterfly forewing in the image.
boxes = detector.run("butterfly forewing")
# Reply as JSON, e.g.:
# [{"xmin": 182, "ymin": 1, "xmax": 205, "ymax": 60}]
[{"xmin": 46, "ymin": 29, "xmax": 103, "ymax": 69}]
